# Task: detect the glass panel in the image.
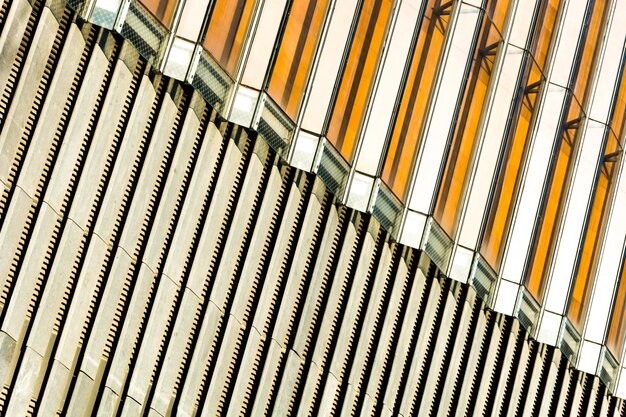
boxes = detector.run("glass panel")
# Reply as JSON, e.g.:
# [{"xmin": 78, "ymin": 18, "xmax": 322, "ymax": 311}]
[
  {"xmin": 267, "ymin": 0, "xmax": 330, "ymax": 120},
  {"xmin": 487, "ymin": 0, "xmax": 510, "ymax": 34},
  {"xmin": 203, "ymin": 0, "xmax": 256, "ymax": 75},
  {"xmin": 480, "ymin": 60, "xmax": 543, "ymax": 269},
  {"xmin": 531, "ymin": 0, "xmax": 560, "ymax": 71},
  {"xmin": 139, "ymin": 0, "xmax": 177, "ymax": 26},
  {"xmin": 525, "ymin": 97, "xmax": 583, "ymax": 301},
  {"xmin": 608, "ymin": 256, "xmax": 626, "ymax": 356},
  {"xmin": 571, "ymin": 0, "xmax": 607, "ymax": 104},
  {"xmin": 326, "ymin": 0, "xmax": 394, "ymax": 162},
  {"xmin": 433, "ymin": 14, "xmax": 502, "ymax": 237},
  {"xmin": 479, "ymin": 0, "xmax": 562, "ymax": 271},
  {"xmin": 568, "ymin": 133, "xmax": 621, "ymax": 330},
  {"xmin": 381, "ymin": 0, "xmax": 452, "ymax": 199}
]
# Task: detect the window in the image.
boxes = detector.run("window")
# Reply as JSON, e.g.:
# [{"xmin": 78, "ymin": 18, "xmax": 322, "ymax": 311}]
[
  {"xmin": 381, "ymin": 0, "xmax": 452, "ymax": 199},
  {"xmin": 571, "ymin": 0, "xmax": 607, "ymax": 104},
  {"xmin": 532, "ymin": 0, "xmax": 560, "ymax": 70},
  {"xmin": 434, "ymin": 10, "xmax": 502, "ymax": 237},
  {"xmin": 326, "ymin": 0, "xmax": 394, "ymax": 162},
  {"xmin": 139, "ymin": 0, "xmax": 178, "ymax": 26},
  {"xmin": 525, "ymin": 97, "xmax": 582, "ymax": 301},
  {"xmin": 203, "ymin": 0, "xmax": 256, "ymax": 75},
  {"xmin": 481, "ymin": 60, "xmax": 543, "ymax": 269},
  {"xmin": 480, "ymin": 0, "xmax": 561, "ymax": 271},
  {"xmin": 567, "ymin": 51, "xmax": 626, "ymax": 330},
  {"xmin": 267, "ymin": 0, "xmax": 330, "ymax": 120},
  {"xmin": 567, "ymin": 134, "xmax": 620, "ymax": 329}
]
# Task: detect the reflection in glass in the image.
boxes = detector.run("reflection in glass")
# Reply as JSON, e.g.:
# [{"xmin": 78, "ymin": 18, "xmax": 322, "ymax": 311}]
[
  {"xmin": 568, "ymin": 134, "xmax": 621, "ymax": 330},
  {"xmin": 571, "ymin": 0, "xmax": 607, "ymax": 103},
  {"xmin": 567, "ymin": 55, "xmax": 626, "ymax": 330}
]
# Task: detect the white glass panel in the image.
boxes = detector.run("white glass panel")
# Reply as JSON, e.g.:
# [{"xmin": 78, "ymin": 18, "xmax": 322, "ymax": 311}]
[
  {"xmin": 163, "ymin": 37, "xmax": 195, "ymax": 79},
  {"xmin": 577, "ymin": 340, "xmax": 601, "ymax": 374},
  {"xmin": 508, "ymin": 0, "xmax": 538, "ymax": 48},
  {"xmin": 549, "ymin": 0, "xmax": 588, "ymax": 87},
  {"xmin": 588, "ymin": 5, "xmax": 626, "ymax": 123},
  {"xmin": 617, "ymin": 369, "xmax": 626, "ymax": 398},
  {"xmin": 175, "ymin": 0, "xmax": 211, "ymax": 40},
  {"xmin": 537, "ymin": 310, "xmax": 562, "ymax": 345},
  {"xmin": 346, "ymin": 171, "xmax": 375, "ymax": 211},
  {"xmin": 241, "ymin": 0, "xmax": 288, "ymax": 88},
  {"xmin": 290, "ymin": 130, "xmax": 320, "ymax": 172},
  {"xmin": 301, "ymin": 0, "xmax": 360, "ymax": 133},
  {"xmin": 449, "ymin": 245, "xmax": 473, "ymax": 283},
  {"xmin": 399, "ymin": 209, "xmax": 427, "ymax": 248},
  {"xmin": 493, "ymin": 279, "xmax": 519, "ymax": 315}
]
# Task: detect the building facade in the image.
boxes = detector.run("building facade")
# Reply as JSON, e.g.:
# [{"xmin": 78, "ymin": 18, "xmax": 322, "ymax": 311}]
[{"xmin": 1, "ymin": 0, "xmax": 626, "ymax": 414}]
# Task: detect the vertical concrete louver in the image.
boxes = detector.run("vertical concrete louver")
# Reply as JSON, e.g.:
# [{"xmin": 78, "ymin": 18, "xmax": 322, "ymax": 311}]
[{"xmin": 2, "ymin": 0, "xmax": 626, "ymax": 415}]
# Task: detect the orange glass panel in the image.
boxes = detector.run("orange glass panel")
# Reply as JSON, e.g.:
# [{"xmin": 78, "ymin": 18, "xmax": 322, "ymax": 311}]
[
  {"xmin": 203, "ymin": 0, "xmax": 256, "ymax": 75},
  {"xmin": 571, "ymin": 0, "xmax": 607, "ymax": 104},
  {"xmin": 525, "ymin": 98, "xmax": 582, "ymax": 301},
  {"xmin": 608, "ymin": 257, "xmax": 626, "ymax": 356},
  {"xmin": 610, "ymin": 67, "xmax": 626, "ymax": 146},
  {"xmin": 532, "ymin": 0, "xmax": 561, "ymax": 71},
  {"xmin": 268, "ymin": 0, "xmax": 330, "ymax": 120},
  {"xmin": 434, "ymin": 16, "xmax": 501, "ymax": 237},
  {"xmin": 487, "ymin": 0, "xmax": 510, "ymax": 35},
  {"xmin": 382, "ymin": 0, "xmax": 451, "ymax": 199},
  {"xmin": 326, "ymin": 0, "xmax": 393, "ymax": 162},
  {"xmin": 568, "ymin": 135, "xmax": 621, "ymax": 330},
  {"xmin": 140, "ymin": 0, "xmax": 177, "ymax": 26},
  {"xmin": 480, "ymin": 61, "xmax": 543, "ymax": 269}
]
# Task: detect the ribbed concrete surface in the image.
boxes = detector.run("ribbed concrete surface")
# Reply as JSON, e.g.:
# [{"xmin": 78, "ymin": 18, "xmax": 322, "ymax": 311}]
[{"xmin": 0, "ymin": 0, "xmax": 625, "ymax": 415}]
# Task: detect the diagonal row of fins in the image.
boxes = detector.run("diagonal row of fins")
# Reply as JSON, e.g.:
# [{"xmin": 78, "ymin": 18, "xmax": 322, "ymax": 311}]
[{"xmin": 0, "ymin": 0, "xmax": 625, "ymax": 415}]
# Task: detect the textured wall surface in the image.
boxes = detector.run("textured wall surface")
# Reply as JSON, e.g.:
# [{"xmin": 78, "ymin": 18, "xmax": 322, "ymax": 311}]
[{"xmin": 0, "ymin": 0, "xmax": 626, "ymax": 415}]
